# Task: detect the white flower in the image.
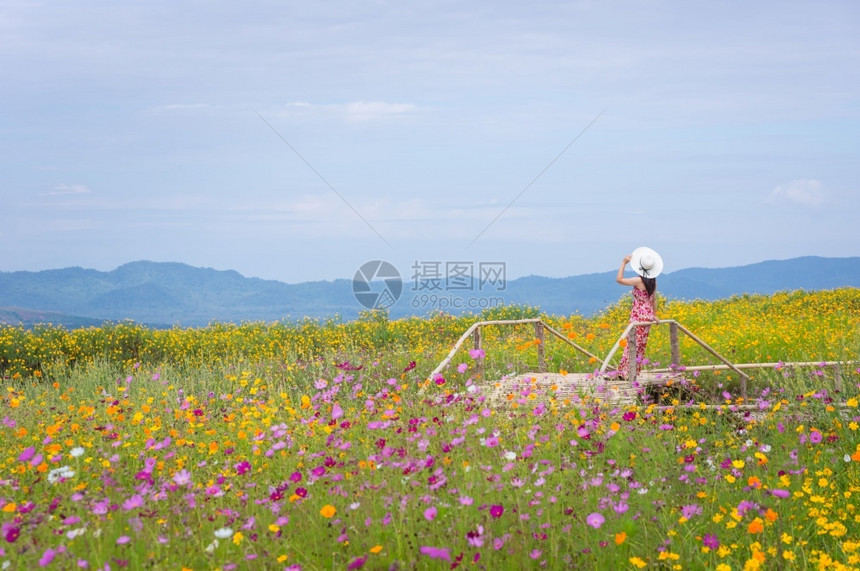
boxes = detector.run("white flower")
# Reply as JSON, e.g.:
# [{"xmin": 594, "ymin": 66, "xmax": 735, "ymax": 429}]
[
  {"xmin": 349, "ymin": 502, "xmax": 360, "ymax": 510},
  {"xmin": 69, "ymin": 447, "xmax": 85, "ymax": 458},
  {"xmin": 214, "ymin": 527, "xmax": 233, "ymax": 539},
  {"xmin": 845, "ymin": 454, "xmax": 852, "ymax": 463},
  {"xmin": 66, "ymin": 527, "xmax": 87, "ymax": 539},
  {"xmin": 205, "ymin": 539, "xmax": 219, "ymax": 553},
  {"xmin": 504, "ymin": 451, "xmax": 517, "ymax": 461},
  {"xmin": 47, "ymin": 466, "xmax": 75, "ymax": 483}
]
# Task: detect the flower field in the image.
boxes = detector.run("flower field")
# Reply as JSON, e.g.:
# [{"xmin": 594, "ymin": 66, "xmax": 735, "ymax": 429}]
[{"xmin": 1, "ymin": 289, "xmax": 859, "ymax": 569}]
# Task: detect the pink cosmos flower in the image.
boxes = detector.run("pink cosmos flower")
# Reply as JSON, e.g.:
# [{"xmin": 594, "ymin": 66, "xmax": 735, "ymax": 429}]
[
  {"xmin": 681, "ymin": 504, "xmax": 701, "ymax": 519},
  {"xmin": 489, "ymin": 505, "xmax": 504, "ymax": 519},
  {"xmin": 172, "ymin": 469, "xmax": 192, "ymax": 486},
  {"xmin": 38, "ymin": 548, "xmax": 57, "ymax": 567},
  {"xmin": 423, "ymin": 506, "xmax": 437, "ymax": 521},
  {"xmin": 18, "ymin": 447, "xmax": 36, "ymax": 463},
  {"xmin": 585, "ymin": 512, "xmax": 605, "ymax": 529},
  {"xmin": 419, "ymin": 546, "xmax": 451, "ymax": 561},
  {"xmin": 122, "ymin": 495, "xmax": 144, "ymax": 511}
]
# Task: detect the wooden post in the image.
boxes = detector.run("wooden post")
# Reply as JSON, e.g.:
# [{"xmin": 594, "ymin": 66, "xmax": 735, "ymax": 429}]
[
  {"xmin": 834, "ymin": 363, "xmax": 843, "ymax": 392},
  {"xmin": 535, "ymin": 322, "xmax": 546, "ymax": 373},
  {"xmin": 473, "ymin": 326, "xmax": 484, "ymax": 379},
  {"xmin": 670, "ymin": 322, "xmax": 680, "ymax": 368},
  {"xmin": 627, "ymin": 327, "xmax": 637, "ymax": 383}
]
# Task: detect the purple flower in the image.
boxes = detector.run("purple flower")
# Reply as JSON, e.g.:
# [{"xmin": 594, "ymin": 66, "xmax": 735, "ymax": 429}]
[
  {"xmin": 116, "ymin": 536, "xmax": 131, "ymax": 545},
  {"xmin": 172, "ymin": 469, "xmax": 192, "ymax": 486},
  {"xmin": 122, "ymin": 495, "xmax": 144, "ymax": 511},
  {"xmin": 5, "ymin": 525, "xmax": 20, "ymax": 543},
  {"xmin": 770, "ymin": 488, "xmax": 790, "ymax": 499},
  {"xmin": 419, "ymin": 546, "xmax": 451, "ymax": 561},
  {"xmin": 681, "ymin": 503, "xmax": 702, "ymax": 519},
  {"xmin": 469, "ymin": 349, "xmax": 485, "ymax": 360},
  {"xmin": 489, "ymin": 504, "xmax": 504, "ymax": 519},
  {"xmin": 38, "ymin": 548, "xmax": 57, "ymax": 567},
  {"xmin": 586, "ymin": 512, "xmax": 605, "ymax": 529},
  {"xmin": 809, "ymin": 430, "xmax": 823, "ymax": 444},
  {"xmin": 18, "ymin": 447, "xmax": 36, "ymax": 463},
  {"xmin": 702, "ymin": 533, "xmax": 719, "ymax": 549},
  {"xmin": 423, "ymin": 506, "xmax": 437, "ymax": 521},
  {"xmin": 347, "ymin": 556, "xmax": 367, "ymax": 569}
]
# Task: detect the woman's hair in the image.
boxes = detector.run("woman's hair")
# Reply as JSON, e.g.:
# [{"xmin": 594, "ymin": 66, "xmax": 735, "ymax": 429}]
[{"xmin": 642, "ymin": 276, "xmax": 657, "ymax": 297}]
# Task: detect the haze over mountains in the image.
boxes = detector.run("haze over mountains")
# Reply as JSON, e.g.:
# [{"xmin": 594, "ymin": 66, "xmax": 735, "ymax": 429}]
[{"xmin": 0, "ymin": 257, "xmax": 858, "ymax": 328}]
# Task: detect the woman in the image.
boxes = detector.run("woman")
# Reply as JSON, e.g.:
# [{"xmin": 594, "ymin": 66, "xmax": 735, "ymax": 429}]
[{"xmin": 615, "ymin": 247, "xmax": 663, "ymax": 378}]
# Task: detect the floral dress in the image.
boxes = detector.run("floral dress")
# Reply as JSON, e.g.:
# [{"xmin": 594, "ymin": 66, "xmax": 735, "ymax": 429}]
[{"xmin": 618, "ymin": 287, "xmax": 655, "ymax": 377}]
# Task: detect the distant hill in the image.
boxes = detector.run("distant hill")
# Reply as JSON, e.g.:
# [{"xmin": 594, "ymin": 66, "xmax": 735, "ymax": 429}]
[{"xmin": 0, "ymin": 257, "xmax": 858, "ymax": 327}]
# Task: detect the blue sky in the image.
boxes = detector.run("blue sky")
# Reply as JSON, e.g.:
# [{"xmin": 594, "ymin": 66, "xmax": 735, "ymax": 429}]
[{"xmin": 2, "ymin": 0, "xmax": 858, "ymax": 283}]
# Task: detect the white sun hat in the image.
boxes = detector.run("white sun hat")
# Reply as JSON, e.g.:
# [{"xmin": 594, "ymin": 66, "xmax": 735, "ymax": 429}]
[{"xmin": 629, "ymin": 246, "xmax": 664, "ymax": 278}]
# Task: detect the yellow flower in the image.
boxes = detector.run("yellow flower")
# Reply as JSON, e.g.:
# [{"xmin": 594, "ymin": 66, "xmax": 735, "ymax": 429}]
[
  {"xmin": 782, "ymin": 550, "xmax": 796, "ymax": 561},
  {"xmin": 232, "ymin": 531, "xmax": 243, "ymax": 545},
  {"xmin": 320, "ymin": 504, "xmax": 336, "ymax": 518},
  {"xmin": 629, "ymin": 557, "xmax": 647, "ymax": 568}
]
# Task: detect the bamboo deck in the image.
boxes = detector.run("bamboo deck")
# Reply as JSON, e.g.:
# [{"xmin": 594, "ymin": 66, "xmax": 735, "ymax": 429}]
[{"xmin": 481, "ymin": 371, "xmax": 684, "ymax": 407}]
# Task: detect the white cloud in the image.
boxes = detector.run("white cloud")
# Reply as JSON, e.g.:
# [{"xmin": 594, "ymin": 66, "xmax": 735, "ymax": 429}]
[
  {"xmin": 768, "ymin": 179, "xmax": 825, "ymax": 207},
  {"xmin": 44, "ymin": 183, "xmax": 91, "ymax": 196}
]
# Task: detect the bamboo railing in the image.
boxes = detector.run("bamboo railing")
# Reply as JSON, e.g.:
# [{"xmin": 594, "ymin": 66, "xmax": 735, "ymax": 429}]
[{"xmin": 425, "ymin": 317, "xmax": 854, "ymax": 402}]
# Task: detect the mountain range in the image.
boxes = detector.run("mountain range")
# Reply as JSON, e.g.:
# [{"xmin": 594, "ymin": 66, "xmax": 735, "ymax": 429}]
[{"xmin": 0, "ymin": 256, "xmax": 858, "ymax": 328}]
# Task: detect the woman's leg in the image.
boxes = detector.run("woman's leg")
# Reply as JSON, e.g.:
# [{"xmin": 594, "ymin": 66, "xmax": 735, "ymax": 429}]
[{"xmin": 635, "ymin": 325, "xmax": 651, "ymax": 373}]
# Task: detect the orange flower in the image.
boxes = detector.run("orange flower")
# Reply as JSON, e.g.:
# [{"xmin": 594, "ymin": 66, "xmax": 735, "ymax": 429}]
[
  {"xmin": 748, "ymin": 518, "xmax": 764, "ymax": 534},
  {"xmin": 320, "ymin": 504, "xmax": 336, "ymax": 518},
  {"xmin": 615, "ymin": 532, "xmax": 627, "ymax": 545}
]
